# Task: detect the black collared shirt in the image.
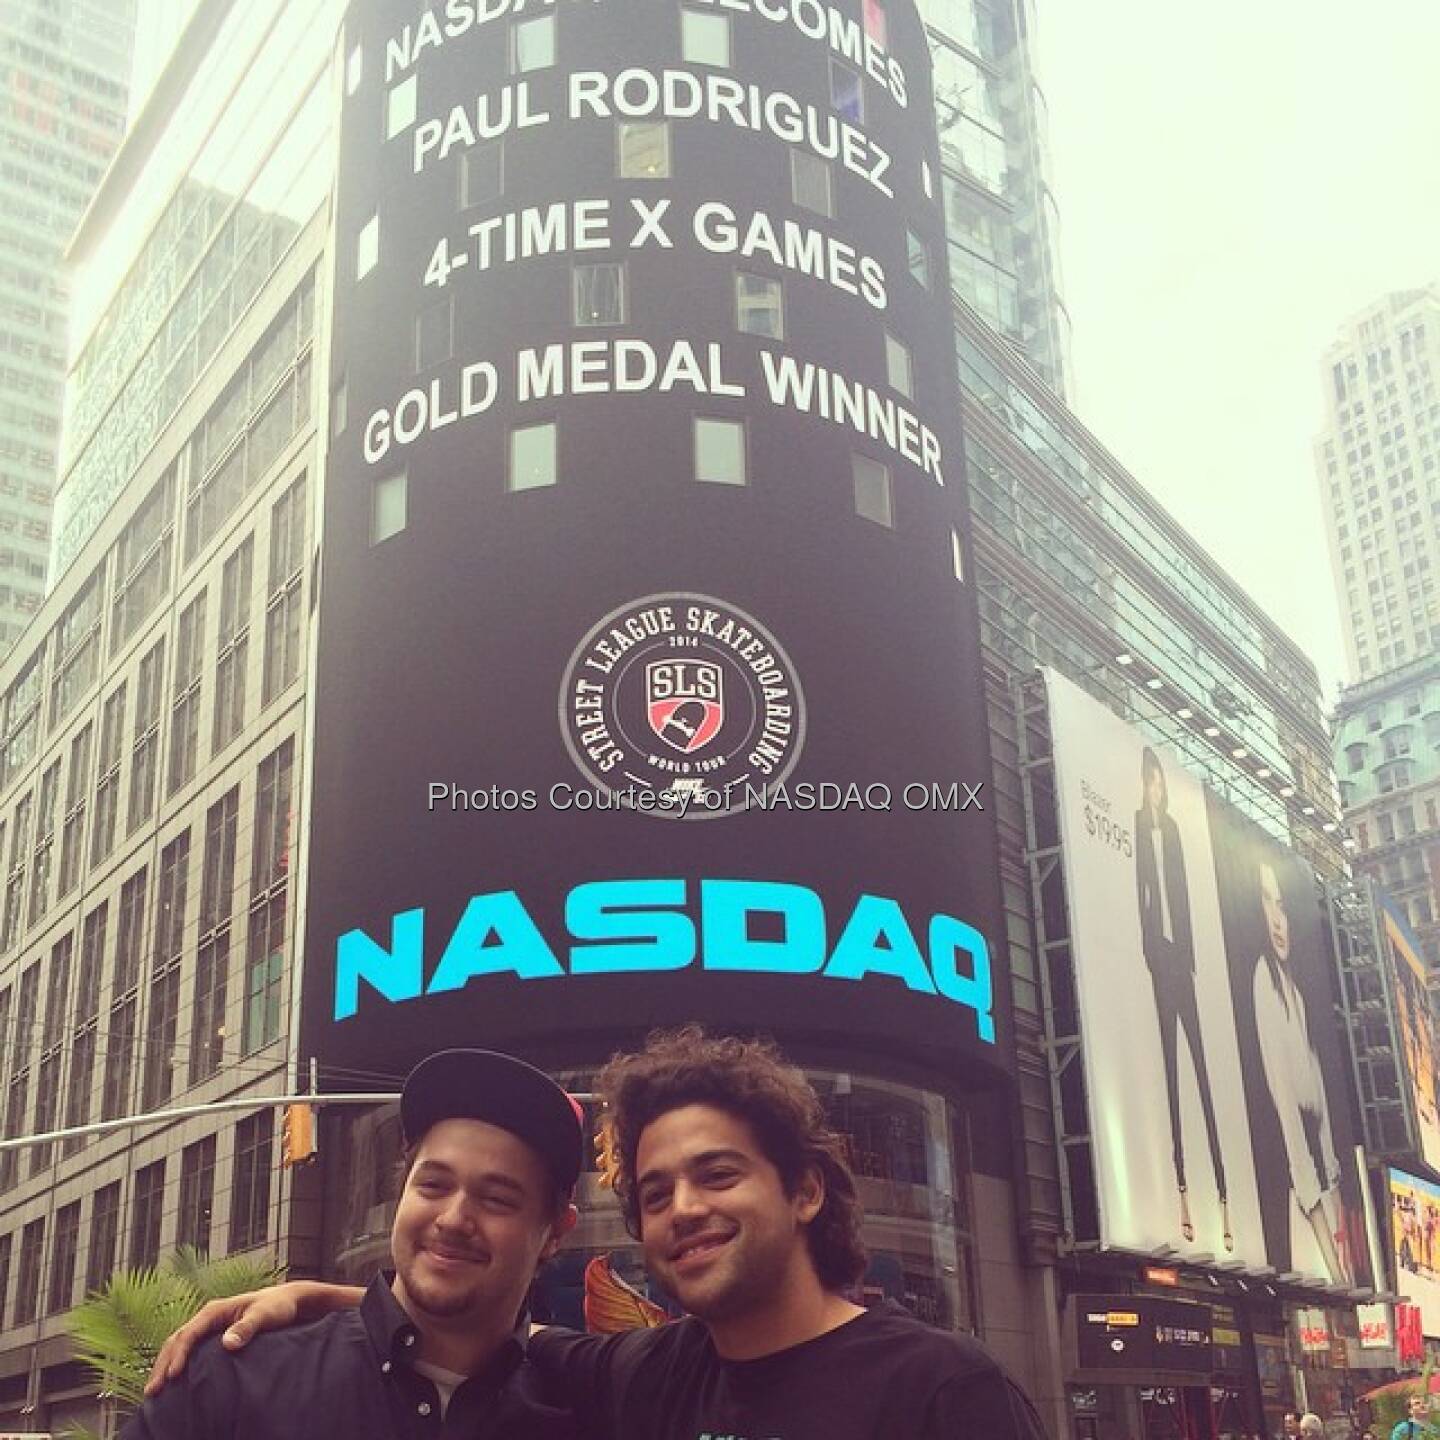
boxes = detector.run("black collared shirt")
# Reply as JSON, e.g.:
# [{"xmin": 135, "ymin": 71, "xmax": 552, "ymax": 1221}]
[{"xmin": 123, "ymin": 1274, "xmax": 579, "ymax": 1439}]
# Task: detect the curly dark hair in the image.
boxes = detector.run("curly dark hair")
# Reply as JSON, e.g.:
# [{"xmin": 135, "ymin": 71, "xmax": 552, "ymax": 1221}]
[{"xmin": 597, "ymin": 1026, "xmax": 867, "ymax": 1290}]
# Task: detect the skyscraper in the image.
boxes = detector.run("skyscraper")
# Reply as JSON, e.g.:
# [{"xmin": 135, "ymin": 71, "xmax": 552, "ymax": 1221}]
[
  {"xmin": 1317, "ymin": 285, "xmax": 1440, "ymax": 683},
  {"xmin": 0, "ymin": 0, "xmax": 135, "ymax": 650},
  {"xmin": 920, "ymin": 0, "xmax": 1071, "ymax": 398}
]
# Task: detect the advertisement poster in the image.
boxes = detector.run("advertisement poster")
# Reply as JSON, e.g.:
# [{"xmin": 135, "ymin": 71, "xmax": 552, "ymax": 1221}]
[
  {"xmin": 1380, "ymin": 895, "xmax": 1440, "ymax": 1170},
  {"xmin": 1390, "ymin": 1167, "xmax": 1440, "ymax": 1336},
  {"xmin": 1046, "ymin": 669, "xmax": 1370, "ymax": 1285}
]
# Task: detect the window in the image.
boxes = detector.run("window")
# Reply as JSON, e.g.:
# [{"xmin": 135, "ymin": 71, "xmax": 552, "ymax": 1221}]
[
  {"xmin": 694, "ymin": 418, "xmax": 746, "ymax": 485},
  {"xmin": 86, "ymin": 1182, "xmax": 121, "ymax": 1293},
  {"xmin": 246, "ymin": 744, "xmax": 293, "ymax": 1055},
  {"xmin": 30, "ymin": 933, "xmax": 70, "ymax": 1176},
  {"xmin": 885, "ymin": 334, "xmax": 913, "ymax": 398},
  {"xmin": 829, "ymin": 59, "xmax": 864, "ymax": 122},
  {"xmin": 386, "ymin": 74, "xmax": 417, "ymax": 139},
  {"xmin": 1346, "ymin": 742, "xmax": 1368, "ymax": 772},
  {"xmin": 0, "ymin": 1234, "xmax": 11, "ymax": 1328},
  {"xmin": 371, "ymin": 472, "xmax": 407, "ymax": 545},
  {"xmin": 681, "ymin": 9, "xmax": 730, "ymax": 65},
  {"xmin": 47, "ymin": 1201, "xmax": 79, "ymax": 1315},
  {"xmin": 907, "ymin": 230, "xmax": 930, "ymax": 289},
  {"xmin": 50, "ymin": 570, "xmax": 103, "ymax": 729},
  {"xmin": 64, "ymin": 903, "xmax": 105, "ymax": 1156},
  {"xmin": 178, "ymin": 1136, "xmax": 217, "ymax": 1252},
  {"xmin": 131, "ymin": 1160, "xmax": 165, "ymax": 1269},
  {"xmin": 853, "ymin": 455, "xmax": 893, "ymax": 527},
  {"xmin": 168, "ymin": 591, "xmax": 206, "ymax": 795},
  {"xmin": 618, "ymin": 121, "xmax": 670, "ymax": 179},
  {"xmin": 230, "ymin": 1113, "xmax": 273, "ymax": 1251},
  {"xmin": 356, "ymin": 213, "xmax": 379, "ymax": 280},
  {"xmin": 573, "ymin": 264, "xmax": 626, "ymax": 326},
  {"xmin": 2, "ymin": 792, "xmax": 31, "ymax": 952},
  {"xmin": 143, "ymin": 832, "xmax": 188, "ymax": 1110},
  {"xmin": 128, "ymin": 639, "xmax": 165, "ymax": 831},
  {"xmin": 460, "ymin": 142, "xmax": 502, "ymax": 208},
  {"xmin": 14, "ymin": 1217, "xmax": 43, "ymax": 1325},
  {"xmin": 28, "ymin": 760, "xmax": 58, "ymax": 926},
  {"xmin": 511, "ymin": 13, "xmax": 554, "ymax": 71},
  {"xmin": 510, "ymin": 422, "xmax": 557, "ymax": 491},
  {"xmin": 414, "ymin": 297, "xmax": 454, "ymax": 370},
  {"xmin": 192, "ymin": 788, "xmax": 239, "ymax": 1085},
  {"xmin": 213, "ymin": 539, "xmax": 253, "ymax": 755},
  {"xmin": 253, "ymin": 741, "xmax": 295, "ymax": 895},
  {"xmin": 0, "ymin": 967, "xmax": 36, "ymax": 1194},
  {"xmin": 58, "ymin": 722, "xmax": 91, "ymax": 898},
  {"xmin": 263, "ymin": 477, "xmax": 306, "ymax": 706},
  {"xmin": 244, "ymin": 892, "xmax": 286, "ymax": 1055},
  {"xmin": 790, "ymin": 150, "xmax": 832, "ymax": 217},
  {"xmin": 110, "ymin": 467, "xmax": 174, "ymax": 655},
  {"xmin": 114, "ymin": 866, "xmax": 149, "ymax": 994},
  {"xmin": 91, "ymin": 684, "xmax": 125, "ymax": 867},
  {"xmin": 736, "ymin": 273, "xmax": 783, "ymax": 339}
]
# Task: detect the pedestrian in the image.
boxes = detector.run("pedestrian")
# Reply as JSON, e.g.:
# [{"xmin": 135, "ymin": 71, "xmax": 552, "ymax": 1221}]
[
  {"xmin": 147, "ymin": 1027, "xmax": 1050, "ymax": 1439},
  {"xmin": 1391, "ymin": 1393, "xmax": 1435, "ymax": 1440},
  {"xmin": 126, "ymin": 1050, "xmax": 584, "ymax": 1438}
]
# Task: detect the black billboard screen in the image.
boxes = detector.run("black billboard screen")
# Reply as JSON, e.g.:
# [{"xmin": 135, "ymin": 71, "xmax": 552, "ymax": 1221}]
[{"xmin": 302, "ymin": 0, "xmax": 1009, "ymax": 1081}]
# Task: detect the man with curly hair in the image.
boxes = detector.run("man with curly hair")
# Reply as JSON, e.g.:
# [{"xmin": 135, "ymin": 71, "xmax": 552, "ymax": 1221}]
[{"xmin": 148, "ymin": 1029, "xmax": 1046, "ymax": 1439}]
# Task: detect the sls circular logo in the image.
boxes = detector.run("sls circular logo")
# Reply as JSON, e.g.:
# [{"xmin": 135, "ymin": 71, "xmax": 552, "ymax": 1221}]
[{"xmin": 559, "ymin": 593, "xmax": 806, "ymax": 820}]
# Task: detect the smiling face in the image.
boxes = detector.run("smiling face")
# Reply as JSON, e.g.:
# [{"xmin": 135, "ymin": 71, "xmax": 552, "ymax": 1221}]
[
  {"xmin": 1260, "ymin": 862, "xmax": 1290, "ymax": 964},
  {"xmin": 390, "ymin": 1118, "xmax": 572, "ymax": 1337},
  {"xmin": 633, "ymin": 1103, "xmax": 823, "ymax": 1325}
]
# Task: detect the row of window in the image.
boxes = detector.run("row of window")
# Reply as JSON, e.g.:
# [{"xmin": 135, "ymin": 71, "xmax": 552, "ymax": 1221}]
[
  {"xmin": 0, "ymin": 476, "xmax": 306, "ymax": 961},
  {"xmin": 369, "ymin": 430, "xmax": 942, "ymax": 546},
  {"xmin": 0, "ymin": 280, "xmax": 314, "ymax": 809},
  {"xmin": 408, "ymin": 262, "xmax": 927, "ymax": 372},
  {"xmin": 378, "ymin": 3, "xmax": 890, "ymax": 134},
  {"xmin": 0, "ymin": 1111, "xmax": 272, "ymax": 1326},
  {"xmin": 0, "ymin": 737, "xmax": 295, "ymax": 1205}
]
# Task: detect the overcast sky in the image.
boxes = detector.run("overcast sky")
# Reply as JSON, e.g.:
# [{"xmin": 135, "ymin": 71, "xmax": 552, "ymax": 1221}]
[{"xmin": 1035, "ymin": 1, "xmax": 1440, "ymax": 710}]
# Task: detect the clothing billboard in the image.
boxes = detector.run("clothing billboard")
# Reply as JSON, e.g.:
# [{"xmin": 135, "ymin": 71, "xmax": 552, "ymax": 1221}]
[
  {"xmin": 300, "ymin": 0, "xmax": 1009, "ymax": 1084},
  {"xmin": 1390, "ymin": 1168, "xmax": 1440, "ymax": 1336},
  {"xmin": 1379, "ymin": 894, "xmax": 1440, "ymax": 1171},
  {"xmin": 1045, "ymin": 669, "xmax": 1369, "ymax": 1284}
]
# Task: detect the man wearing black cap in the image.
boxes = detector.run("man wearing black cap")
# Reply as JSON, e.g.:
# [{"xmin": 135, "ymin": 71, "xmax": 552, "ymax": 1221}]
[{"xmin": 123, "ymin": 1050, "xmax": 584, "ymax": 1439}]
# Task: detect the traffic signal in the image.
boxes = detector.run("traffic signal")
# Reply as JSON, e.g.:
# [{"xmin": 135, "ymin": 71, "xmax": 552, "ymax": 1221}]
[{"xmin": 280, "ymin": 1103, "xmax": 317, "ymax": 1167}]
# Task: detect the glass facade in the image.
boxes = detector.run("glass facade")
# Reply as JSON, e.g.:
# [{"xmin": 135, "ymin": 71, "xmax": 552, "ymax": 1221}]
[
  {"xmin": 0, "ymin": 0, "xmax": 134, "ymax": 650},
  {"xmin": 919, "ymin": 0, "xmax": 1071, "ymax": 398},
  {"xmin": 52, "ymin": 0, "xmax": 339, "ymax": 581}
]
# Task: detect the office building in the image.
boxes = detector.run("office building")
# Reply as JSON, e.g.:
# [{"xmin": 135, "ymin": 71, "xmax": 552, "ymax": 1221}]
[
  {"xmin": 0, "ymin": 0, "xmax": 135, "ymax": 652},
  {"xmin": 1317, "ymin": 285, "xmax": 1440, "ymax": 683}
]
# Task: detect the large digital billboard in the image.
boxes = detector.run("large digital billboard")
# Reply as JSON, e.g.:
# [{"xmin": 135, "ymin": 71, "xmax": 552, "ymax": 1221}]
[
  {"xmin": 1046, "ymin": 669, "xmax": 1370, "ymax": 1284},
  {"xmin": 1379, "ymin": 894, "xmax": 1440, "ymax": 1170},
  {"xmin": 1390, "ymin": 1167, "xmax": 1440, "ymax": 1336},
  {"xmin": 300, "ymin": 0, "xmax": 1009, "ymax": 1081}
]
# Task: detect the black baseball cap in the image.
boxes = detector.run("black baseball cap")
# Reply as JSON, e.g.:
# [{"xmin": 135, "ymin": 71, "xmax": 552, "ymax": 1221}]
[{"xmin": 400, "ymin": 1049, "xmax": 584, "ymax": 1197}]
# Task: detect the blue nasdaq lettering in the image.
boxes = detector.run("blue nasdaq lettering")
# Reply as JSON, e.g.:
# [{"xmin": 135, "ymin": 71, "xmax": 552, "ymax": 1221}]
[{"xmin": 333, "ymin": 878, "xmax": 994, "ymax": 1043}]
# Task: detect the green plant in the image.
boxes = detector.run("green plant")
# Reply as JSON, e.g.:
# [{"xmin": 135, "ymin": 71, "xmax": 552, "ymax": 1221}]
[{"xmin": 62, "ymin": 1245, "xmax": 284, "ymax": 1436}]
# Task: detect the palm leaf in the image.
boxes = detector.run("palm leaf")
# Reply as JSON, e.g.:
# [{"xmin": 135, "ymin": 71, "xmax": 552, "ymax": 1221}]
[{"xmin": 65, "ymin": 1248, "xmax": 285, "ymax": 1414}]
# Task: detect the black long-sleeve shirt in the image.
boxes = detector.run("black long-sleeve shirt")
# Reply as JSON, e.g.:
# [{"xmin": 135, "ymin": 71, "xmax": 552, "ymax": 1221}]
[{"xmin": 122, "ymin": 1274, "xmax": 579, "ymax": 1440}]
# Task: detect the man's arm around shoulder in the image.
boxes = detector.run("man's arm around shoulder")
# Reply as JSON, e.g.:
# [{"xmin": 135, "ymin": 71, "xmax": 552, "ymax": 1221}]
[{"xmin": 122, "ymin": 1336, "xmax": 238, "ymax": 1440}]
